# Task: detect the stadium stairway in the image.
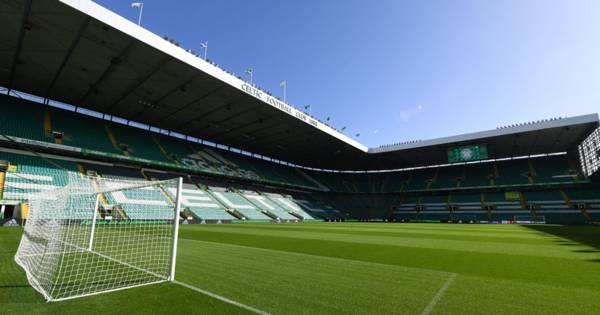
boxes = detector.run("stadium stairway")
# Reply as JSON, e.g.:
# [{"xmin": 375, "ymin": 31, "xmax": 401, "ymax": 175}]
[
  {"xmin": 449, "ymin": 192, "xmax": 488, "ymax": 222},
  {"xmin": 238, "ymin": 191, "xmax": 283, "ymax": 221},
  {"xmin": 266, "ymin": 193, "xmax": 314, "ymax": 219},
  {"xmin": 0, "ymin": 167, "xmax": 5, "ymax": 200},
  {"xmin": 209, "ymin": 187, "xmax": 271, "ymax": 220},
  {"xmin": 82, "ymin": 164, "xmax": 174, "ymax": 220},
  {"xmin": 188, "ymin": 177, "xmax": 247, "ymax": 221},
  {"xmin": 82, "ymin": 167, "xmax": 124, "ymax": 219},
  {"xmin": 484, "ymin": 191, "xmax": 530, "ymax": 221},
  {"xmin": 563, "ymin": 188, "xmax": 600, "ymax": 222},
  {"xmin": 243, "ymin": 191, "xmax": 300, "ymax": 221},
  {"xmin": 205, "ymin": 188, "xmax": 246, "ymax": 220},
  {"xmin": 142, "ymin": 170, "xmax": 237, "ymax": 222},
  {"xmin": 523, "ymin": 190, "xmax": 588, "ymax": 224}
]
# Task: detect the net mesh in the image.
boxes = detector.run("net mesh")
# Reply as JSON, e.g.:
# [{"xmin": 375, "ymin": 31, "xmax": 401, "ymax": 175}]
[{"xmin": 14, "ymin": 173, "xmax": 181, "ymax": 301}]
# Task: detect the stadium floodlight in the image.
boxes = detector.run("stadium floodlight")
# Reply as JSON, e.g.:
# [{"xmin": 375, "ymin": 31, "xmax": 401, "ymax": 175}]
[
  {"xmin": 131, "ymin": 2, "xmax": 144, "ymax": 26},
  {"xmin": 200, "ymin": 41, "xmax": 208, "ymax": 59},
  {"xmin": 245, "ymin": 67, "xmax": 254, "ymax": 85},
  {"xmin": 304, "ymin": 104, "xmax": 311, "ymax": 115},
  {"xmin": 15, "ymin": 173, "xmax": 183, "ymax": 301},
  {"xmin": 280, "ymin": 80, "xmax": 287, "ymax": 103}
]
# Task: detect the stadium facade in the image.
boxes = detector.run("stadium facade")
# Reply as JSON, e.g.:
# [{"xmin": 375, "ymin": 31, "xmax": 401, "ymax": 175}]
[{"xmin": 1, "ymin": 0, "xmax": 600, "ymax": 225}]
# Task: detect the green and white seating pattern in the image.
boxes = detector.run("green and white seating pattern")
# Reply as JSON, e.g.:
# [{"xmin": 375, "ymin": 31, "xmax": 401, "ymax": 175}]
[
  {"xmin": 210, "ymin": 189, "xmax": 270, "ymax": 220},
  {"xmin": 242, "ymin": 191, "xmax": 297, "ymax": 220},
  {"xmin": 0, "ymin": 151, "xmax": 73, "ymax": 201},
  {"xmin": 288, "ymin": 195, "xmax": 334, "ymax": 219},
  {"xmin": 101, "ymin": 180, "xmax": 174, "ymax": 220},
  {"xmin": 167, "ymin": 184, "xmax": 234, "ymax": 220},
  {"xmin": 265, "ymin": 193, "xmax": 315, "ymax": 220}
]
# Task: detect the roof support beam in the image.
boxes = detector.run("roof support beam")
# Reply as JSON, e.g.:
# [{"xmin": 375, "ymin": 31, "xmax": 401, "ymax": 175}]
[
  {"xmin": 77, "ymin": 41, "xmax": 135, "ymax": 105},
  {"xmin": 176, "ymin": 98, "xmax": 244, "ymax": 131},
  {"xmin": 44, "ymin": 17, "xmax": 90, "ymax": 99},
  {"xmin": 151, "ymin": 87, "xmax": 222, "ymax": 125},
  {"xmin": 131, "ymin": 74, "xmax": 199, "ymax": 120},
  {"xmin": 104, "ymin": 56, "xmax": 172, "ymax": 112},
  {"xmin": 7, "ymin": 0, "xmax": 32, "ymax": 92},
  {"xmin": 221, "ymin": 120, "xmax": 288, "ymax": 144},
  {"xmin": 209, "ymin": 114, "xmax": 280, "ymax": 140},
  {"xmin": 214, "ymin": 106, "xmax": 263, "ymax": 125}
]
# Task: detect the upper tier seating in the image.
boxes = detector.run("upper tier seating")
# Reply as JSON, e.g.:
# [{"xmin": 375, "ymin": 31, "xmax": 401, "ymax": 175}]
[
  {"xmin": 0, "ymin": 94, "xmax": 321, "ymax": 190},
  {"xmin": 307, "ymin": 155, "xmax": 582, "ymax": 193},
  {"xmin": 0, "ymin": 95, "xmax": 46, "ymax": 142},
  {"xmin": 530, "ymin": 155, "xmax": 580, "ymax": 184},
  {"xmin": 108, "ymin": 124, "xmax": 170, "ymax": 163},
  {"xmin": 49, "ymin": 107, "xmax": 116, "ymax": 153}
]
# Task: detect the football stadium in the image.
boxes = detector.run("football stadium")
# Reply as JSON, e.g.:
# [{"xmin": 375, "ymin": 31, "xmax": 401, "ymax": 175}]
[{"xmin": 1, "ymin": 0, "xmax": 600, "ymax": 314}]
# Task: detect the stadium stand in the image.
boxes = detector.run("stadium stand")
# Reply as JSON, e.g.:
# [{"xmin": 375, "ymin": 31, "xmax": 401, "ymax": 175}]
[
  {"xmin": 0, "ymin": 94, "xmax": 323, "ymax": 191},
  {"xmin": 209, "ymin": 187, "xmax": 272, "ymax": 220},
  {"xmin": 143, "ymin": 170, "xmax": 236, "ymax": 222},
  {"xmin": 450, "ymin": 192, "xmax": 488, "ymax": 221},
  {"xmin": 80, "ymin": 163, "xmax": 174, "ymax": 220},
  {"xmin": 1, "ymin": 134, "xmax": 598, "ymax": 225},
  {"xmin": 241, "ymin": 190, "xmax": 299, "ymax": 221},
  {"xmin": 264, "ymin": 192, "xmax": 315, "ymax": 220}
]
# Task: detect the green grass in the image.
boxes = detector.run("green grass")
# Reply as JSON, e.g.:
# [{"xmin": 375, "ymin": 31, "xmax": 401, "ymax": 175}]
[{"xmin": 3, "ymin": 222, "xmax": 600, "ymax": 314}]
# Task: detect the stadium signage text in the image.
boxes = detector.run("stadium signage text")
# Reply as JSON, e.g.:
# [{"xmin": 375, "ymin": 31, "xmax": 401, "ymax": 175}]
[{"xmin": 241, "ymin": 83, "xmax": 318, "ymax": 128}]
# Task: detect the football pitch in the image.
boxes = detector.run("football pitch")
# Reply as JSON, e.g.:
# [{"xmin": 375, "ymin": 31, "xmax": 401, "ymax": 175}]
[{"xmin": 2, "ymin": 222, "xmax": 600, "ymax": 314}]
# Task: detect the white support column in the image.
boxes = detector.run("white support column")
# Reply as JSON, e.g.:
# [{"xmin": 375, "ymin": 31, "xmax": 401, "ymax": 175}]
[
  {"xmin": 87, "ymin": 194, "xmax": 101, "ymax": 251},
  {"xmin": 169, "ymin": 177, "xmax": 183, "ymax": 281}
]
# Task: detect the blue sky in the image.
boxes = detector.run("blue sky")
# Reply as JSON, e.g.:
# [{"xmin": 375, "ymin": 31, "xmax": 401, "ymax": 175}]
[{"xmin": 96, "ymin": 0, "xmax": 600, "ymax": 148}]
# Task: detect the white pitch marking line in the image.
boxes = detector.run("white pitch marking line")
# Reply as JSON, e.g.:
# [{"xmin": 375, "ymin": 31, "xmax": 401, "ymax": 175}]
[
  {"xmin": 420, "ymin": 273, "xmax": 457, "ymax": 315},
  {"xmin": 173, "ymin": 280, "xmax": 270, "ymax": 315}
]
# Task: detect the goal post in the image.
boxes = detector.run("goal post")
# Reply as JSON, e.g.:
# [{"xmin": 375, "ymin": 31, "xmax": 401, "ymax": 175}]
[
  {"xmin": 513, "ymin": 215, "xmax": 546, "ymax": 224},
  {"xmin": 14, "ymin": 173, "xmax": 183, "ymax": 302},
  {"xmin": 169, "ymin": 176, "xmax": 183, "ymax": 281}
]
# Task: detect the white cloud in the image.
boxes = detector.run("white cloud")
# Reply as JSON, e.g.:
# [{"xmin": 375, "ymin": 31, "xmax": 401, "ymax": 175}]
[{"xmin": 396, "ymin": 105, "xmax": 424, "ymax": 123}]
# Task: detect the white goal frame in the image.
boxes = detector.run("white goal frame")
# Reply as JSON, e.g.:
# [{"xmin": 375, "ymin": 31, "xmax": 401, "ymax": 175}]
[
  {"xmin": 513, "ymin": 215, "xmax": 546, "ymax": 224},
  {"xmin": 14, "ymin": 174, "xmax": 183, "ymax": 302}
]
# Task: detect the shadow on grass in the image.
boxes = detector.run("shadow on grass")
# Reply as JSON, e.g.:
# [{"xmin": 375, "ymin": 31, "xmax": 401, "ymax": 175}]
[{"xmin": 524, "ymin": 225, "xmax": 600, "ymax": 259}]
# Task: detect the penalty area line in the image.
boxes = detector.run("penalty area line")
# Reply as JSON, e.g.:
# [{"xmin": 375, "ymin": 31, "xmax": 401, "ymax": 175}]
[
  {"xmin": 420, "ymin": 273, "xmax": 457, "ymax": 315},
  {"xmin": 173, "ymin": 280, "xmax": 270, "ymax": 315}
]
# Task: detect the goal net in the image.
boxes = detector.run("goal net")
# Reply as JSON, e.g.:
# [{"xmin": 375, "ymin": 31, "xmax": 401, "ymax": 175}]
[{"xmin": 14, "ymin": 173, "xmax": 183, "ymax": 301}]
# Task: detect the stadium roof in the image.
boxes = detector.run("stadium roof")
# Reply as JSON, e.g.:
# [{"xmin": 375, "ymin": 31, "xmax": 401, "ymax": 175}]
[{"xmin": 1, "ymin": 0, "xmax": 599, "ymax": 171}]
